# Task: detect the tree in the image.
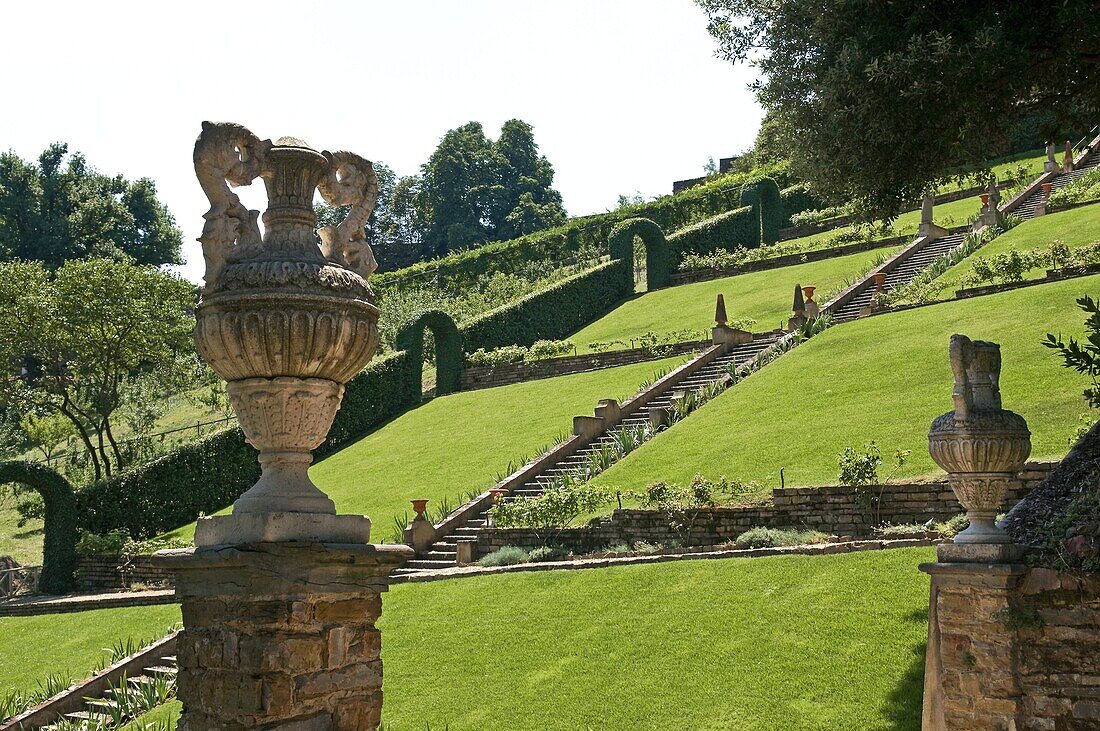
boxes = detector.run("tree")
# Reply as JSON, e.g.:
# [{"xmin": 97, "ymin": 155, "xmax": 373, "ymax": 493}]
[
  {"xmin": 0, "ymin": 143, "xmax": 183, "ymax": 268},
  {"xmin": 696, "ymin": 0, "xmax": 1100, "ymax": 219},
  {"xmin": 0, "ymin": 258, "xmax": 195, "ymax": 480},
  {"xmin": 419, "ymin": 120, "xmax": 565, "ymax": 258}
]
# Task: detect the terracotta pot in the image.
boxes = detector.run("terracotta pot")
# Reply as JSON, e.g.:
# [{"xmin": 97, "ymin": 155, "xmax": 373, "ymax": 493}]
[
  {"xmin": 1042, "ymin": 182, "xmax": 1053, "ymax": 196},
  {"xmin": 980, "ymin": 193, "xmax": 990, "ymax": 208},
  {"xmin": 873, "ymin": 272, "xmax": 887, "ymax": 292},
  {"xmin": 490, "ymin": 489, "xmax": 509, "ymax": 502},
  {"xmin": 801, "ymin": 286, "xmax": 816, "ymax": 302},
  {"xmin": 411, "ymin": 499, "xmax": 429, "ymax": 517}
]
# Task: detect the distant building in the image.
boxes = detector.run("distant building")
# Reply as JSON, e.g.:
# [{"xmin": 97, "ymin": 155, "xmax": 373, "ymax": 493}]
[{"xmin": 672, "ymin": 156, "xmax": 740, "ymax": 193}]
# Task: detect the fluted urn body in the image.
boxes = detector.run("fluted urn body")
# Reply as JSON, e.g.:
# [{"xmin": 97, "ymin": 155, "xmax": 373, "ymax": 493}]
[
  {"xmin": 193, "ymin": 123, "xmax": 382, "ymax": 520},
  {"xmin": 928, "ymin": 335, "xmax": 1032, "ymax": 543}
]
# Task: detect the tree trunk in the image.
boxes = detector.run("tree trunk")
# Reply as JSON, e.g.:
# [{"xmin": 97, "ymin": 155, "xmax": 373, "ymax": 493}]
[
  {"xmin": 103, "ymin": 418, "xmax": 124, "ymax": 471},
  {"xmin": 57, "ymin": 401, "xmax": 101, "ymax": 482}
]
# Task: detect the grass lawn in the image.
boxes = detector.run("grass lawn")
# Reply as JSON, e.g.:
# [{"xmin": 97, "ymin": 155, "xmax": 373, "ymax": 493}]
[
  {"xmin": 161, "ymin": 356, "xmax": 688, "ymax": 545},
  {"xmin": 571, "ymin": 245, "xmax": 902, "ymax": 352},
  {"xmin": 0, "ymin": 604, "xmax": 181, "ymax": 697},
  {"xmin": 593, "ymin": 276, "xmax": 1099, "ymax": 492},
  {"xmin": 932, "ymin": 203, "xmax": 1100, "ymax": 296},
  {"xmin": 67, "ymin": 548, "xmax": 933, "ymax": 731},
  {"xmin": 0, "ymin": 503, "xmax": 42, "ymax": 566},
  {"xmin": 121, "ymin": 700, "xmax": 180, "ymax": 729}
]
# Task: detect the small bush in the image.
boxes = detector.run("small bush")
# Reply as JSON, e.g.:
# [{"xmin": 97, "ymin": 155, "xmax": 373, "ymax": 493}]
[
  {"xmin": 478, "ymin": 546, "xmax": 530, "ymax": 567},
  {"xmin": 734, "ymin": 527, "xmax": 829, "ymax": 549},
  {"xmin": 528, "ymin": 545, "xmax": 570, "ymax": 563}
]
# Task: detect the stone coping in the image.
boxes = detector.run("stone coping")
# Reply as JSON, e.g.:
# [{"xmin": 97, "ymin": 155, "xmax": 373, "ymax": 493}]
[
  {"xmin": 393, "ymin": 537, "xmax": 936, "ymax": 584},
  {"xmin": 0, "ymin": 588, "xmax": 177, "ymax": 616}
]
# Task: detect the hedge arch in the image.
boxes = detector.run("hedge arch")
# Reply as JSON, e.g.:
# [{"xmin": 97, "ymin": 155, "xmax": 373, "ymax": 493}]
[
  {"xmin": 740, "ymin": 177, "xmax": 783, "ymax": 247},
  {"xmin": 608, "ymin": 218, "xmax": 672, "ymax": 291},
  {"xmin": 0, "ymin": 460, "xmax": 77, "ymax": 594},
  {"xmin": 395, "ymin": 309, "xmax": 464, "ymax": 396}
]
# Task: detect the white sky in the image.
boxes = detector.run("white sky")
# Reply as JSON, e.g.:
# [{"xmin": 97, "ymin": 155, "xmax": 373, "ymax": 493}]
[{"xmin": 0, "ymin": 0, "xmax": 762, "ymax": 283}]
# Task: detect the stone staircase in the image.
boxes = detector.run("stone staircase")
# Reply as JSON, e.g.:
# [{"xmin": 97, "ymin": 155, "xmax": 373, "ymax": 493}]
[
  {"xmin": 44, "ymin": 656, "xmax": 177, "ymax": 729},
  {"xmin": 1010, "ymin": 146, "xmax": 1100, "ymax": 221},
  {"xmin": 828, "ymin": 231, "xmax": 969, "ymax": 323},
  {"xmin": 394, "ymin": 334, "xmax": 781, "ymax": 575}
]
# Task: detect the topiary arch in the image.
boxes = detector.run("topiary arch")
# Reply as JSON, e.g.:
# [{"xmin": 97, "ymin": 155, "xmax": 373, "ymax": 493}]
[
  {"xmin": 395, "ymin": 309, "xmax": 464, "ymax": 396},
  {"xmin": 608, "ymin": 217, "xmax": 672, "ymax": 291},
  {"xmin": 740, "ymin": 177, "xmax": 783, "ymax": 247},
  {"xmin": 0, "ymin": 460, "xmax": 77, "ymax": 594}
]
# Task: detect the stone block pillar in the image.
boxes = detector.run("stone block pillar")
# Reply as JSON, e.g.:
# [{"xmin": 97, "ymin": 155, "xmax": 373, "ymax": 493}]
[
  {"xmin": 157, "ymin": 542, "xmax": 411, "ymax": 731},
  {"xmin": 920, "ymin": 548, "xmax": 1027, "ymax": 730}
]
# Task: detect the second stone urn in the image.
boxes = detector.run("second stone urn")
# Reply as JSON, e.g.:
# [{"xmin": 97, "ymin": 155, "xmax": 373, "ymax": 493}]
[
  {"xmin": 928, "ymin": 335, "xmax": 1032, "ymax": 544},
  {"xmin": 191, "ymin": 122, "xmax": 382, "ymax": 545}
]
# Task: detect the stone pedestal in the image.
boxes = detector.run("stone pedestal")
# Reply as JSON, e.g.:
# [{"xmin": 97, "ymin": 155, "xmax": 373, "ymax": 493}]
[
  {"xmin": 919, "ymin": 558, "xmax": 1028, "ymax": 731},
  {"xmin": 712, "ymin": 324, "xmax": 753, "ymax": 350},
  {"xmin": 154, "ymin": 542, "xmax": 411, "ymax": 731}
]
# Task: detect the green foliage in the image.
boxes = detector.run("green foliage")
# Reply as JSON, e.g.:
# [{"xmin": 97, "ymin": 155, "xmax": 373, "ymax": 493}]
[
  {"xmin": 0, "ymin": 460, "xmax": 76, "ymax": 593},
  {"xmin": 394, "ymin": 309, "xmax": 464, "ymax": 395},
  {"xmin": 465, "ymin": 340, "xmax": 575, "ymax": 367},
  {"xmin": 880, "ymin": 226, "xmax": 999, "ymax": 306},
  {"xmin": 0, "ymin": 258, "xmax": 195, "ymax": 480},
  {"xmin": 490, "ymin": 480, "xmax": 610, "ymax": 541},
  {"xmin": 459, "ymin": 259, "xmax": 632, "ymax": 352},
  {"xmin": 373, "ymin": 163, "xmax": 798, "ymax": 293},
  {"xmin": 1044, "ymin": 295, "xmax": 1100, "ymax": 408},
  {"xmin": 607, "ymin": 218, "xmax": 672, "ymax": 290},
  {"xmin": 1049, "ymin": 167, "xmax": 1100, "ymax": 209},
  {"xmin": 696, "ymin": 0, "xmax": 1098, "ymax": 218},
  {"xmin": 837, "ymin": 442, "xmax": 883, "ymax": 487},
  {"xmin": 733, "ymin": 526, "xmax": 829, "ymax": 549},
  {"xmin": 477, "ymin": 546, "xmax": 531, "ymax": 567},
  {"xmin": 0, "ymin": 143, "xmax": 182, "ymax": 268},
  {"xmin": 667, "ymin": 205, "xmax": 759, "ymax": 261},
  {"xmin": 740, "ymin": 177, "xmax": 783, "ymax": 246}
]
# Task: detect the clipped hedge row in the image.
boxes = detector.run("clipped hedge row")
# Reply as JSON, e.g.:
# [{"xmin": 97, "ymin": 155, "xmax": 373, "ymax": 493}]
[
  {"xmin": 608, "ymin": 218, "xmax": 672, "ymax": 290},
  {"xmin": 741, "ymin": 178, "xmax": 783, "ymax": 247},
  {"xmin": 76, "ymin": 350, "xmax": 419, "ymax": 539},
  {"xmin": 374, "ymin": 165, "xmax": 796, "ymax": 291},
  {"xmin": 0, "ymin": 460, "xmax": 77, "ymax": 593},
  {"xmin": 779, "ymin": 184, "xmax": 824, "ymax": 227},
  {"xmin": 666, "ymin": 205, "xmax": 760, "ymax": 260},
  {"xmin": 394, "ymin": 310, "xmax": 464, "ymax": 396},
  {"xmin": 460, "ymin": 258, "xmax": 632, "ymax": 351}
]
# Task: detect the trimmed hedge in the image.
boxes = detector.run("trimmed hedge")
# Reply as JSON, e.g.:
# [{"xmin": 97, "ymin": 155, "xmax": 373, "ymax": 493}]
[
  {"xmin": 373, "ymin": 165, "xmax": 796, "ymax": 292},
  {"xmin": 666, "ymin": 205, "xmax": 760, "ymax": 260},
  {"xmin": 608, "ymin": 218, "xmax": 672, "ymax": 290},
  {"xmin": 395, "ymin": 309, "xmax": 464, "ymax": 396},
  {"xmin": 460, "ymin": 258, "xmax": 632, "ymax": 351},
  {"xmin": 76, "ymin": 350, "xmax": 420, "ymax": 539},
  {"xmin": 0, "ymin": 460, "xmax": 77, "ymax": 593},
  {"xmin": 779, "ymin": 184, "xmax": 824, "ymax": 227},
  {"xmin": 740, "ymin": 177, "xmax": 783, "ymax": 246}
]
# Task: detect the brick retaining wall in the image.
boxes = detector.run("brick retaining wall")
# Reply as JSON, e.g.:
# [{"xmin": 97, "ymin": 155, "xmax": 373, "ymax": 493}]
[
  {"xmin": 75, "ymin": 555, "xmax": 173, "ymax": 591},
  {"xmin": 477, "ymin": 462, "xmax": 1054, "ymax": 555}
]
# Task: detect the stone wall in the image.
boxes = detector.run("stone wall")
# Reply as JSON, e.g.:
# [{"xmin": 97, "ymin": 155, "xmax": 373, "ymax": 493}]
[
  {"xmin": 923, "ymin": 563, "xmax": 1100, "ymax": 730},
  {"xmin": 75, "ymin": 555, "xmax": 174, "ymax": 591},
  {"xmin": 459, "ymin": 340, "xmax": 710, "ymax": 391},
  {"xmin": 477, "ymin": 463, "xmax": 1054, "ymax": 555}
]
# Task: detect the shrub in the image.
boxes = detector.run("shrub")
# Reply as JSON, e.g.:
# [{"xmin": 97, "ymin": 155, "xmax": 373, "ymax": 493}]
[
  {"xmin": 1049, "ymin": 167, "xmax": 1100, "ymax": 209},
  {"xmin": 75, "ymin": 529, "xmax": 128, "ymax": 556},
  {"xmin": 477, "ymin": 546, "xmax": 530, "ymax": 567},
  {"xmin": 490, "ymin": 480, "xmax": 610, "ymax": 541},
  {"xmin": 740, "ymin": 177, "xmax": 783, "ymax": 246},
  {"xmin": 733, "ymin": 527, "xmax": 829, "ymax": 549},
  {"xmin": 837, "ymin": 442, "xmax": 883, "ymax": 487},
  {"xmin": 465, "ymin": 344, "xmax": 528, "ymax": 367},
  {"xmin": 460, "ymin": 258, "xmax": 632, "ymax": 352},
  {"xmin": 528, "ymin": 545, "xmax": 570, "ymax": 563}
]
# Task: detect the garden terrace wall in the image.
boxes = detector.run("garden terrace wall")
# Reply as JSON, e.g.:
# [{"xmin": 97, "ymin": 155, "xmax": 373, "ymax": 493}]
[
  {"xmin": 668, "ymin": 233, "xmax": 911, "ymax": 286},
  {"xmin": 459, "ymin": 340, "xmax": 710, "ymax": 391},
  {"xmin": 74, "ymin": 555, "xmax": 173, "ymax": 591},
  {"xmin": 477, "ymin": 463, "xmax": 1054, "ymax": 555}
]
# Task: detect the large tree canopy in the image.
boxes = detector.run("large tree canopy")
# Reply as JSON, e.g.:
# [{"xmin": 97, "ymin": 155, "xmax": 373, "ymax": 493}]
[
  {"xmin": 697, "ymin": 0, "xmax": 1100, "ymax": 218},
  {"xmin": 0, "ymin": 143, "xmax": 182, "ymax": 268}
]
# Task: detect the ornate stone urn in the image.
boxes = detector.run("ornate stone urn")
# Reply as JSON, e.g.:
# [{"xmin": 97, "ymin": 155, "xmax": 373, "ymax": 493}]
[
  {"xmin": 928, "ymin": 335, "xmax": 1031, "ymax": 543},
  {"xmin": 192, "ymin": 121, "xmax": 382, "ymax": 543}
]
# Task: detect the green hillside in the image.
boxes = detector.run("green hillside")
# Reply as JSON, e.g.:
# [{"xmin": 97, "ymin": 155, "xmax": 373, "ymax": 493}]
[
  {"xmin": 161, "ymin": 355, "xmax": 688, "ymax": 545},
  {"xmin": 570, "ymin": 245, "xmax": 901, "ymax": 352},
  {"xmin": 932, "ymin": 204, "xmax": 1100, "ymax": 295},
  {"xmin": 593, "ymin": 276, "xmax": 1096, "ymax": 492}
]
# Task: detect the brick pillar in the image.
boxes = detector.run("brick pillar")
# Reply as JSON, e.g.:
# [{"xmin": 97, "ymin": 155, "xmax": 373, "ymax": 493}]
[
  {"xmin": 155, "ymin": 542, "xmax": 411, "ymax": 730},
  {"xmin": 919, "ymin": 546, "xmax": 1027, "ymax": 731}
]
